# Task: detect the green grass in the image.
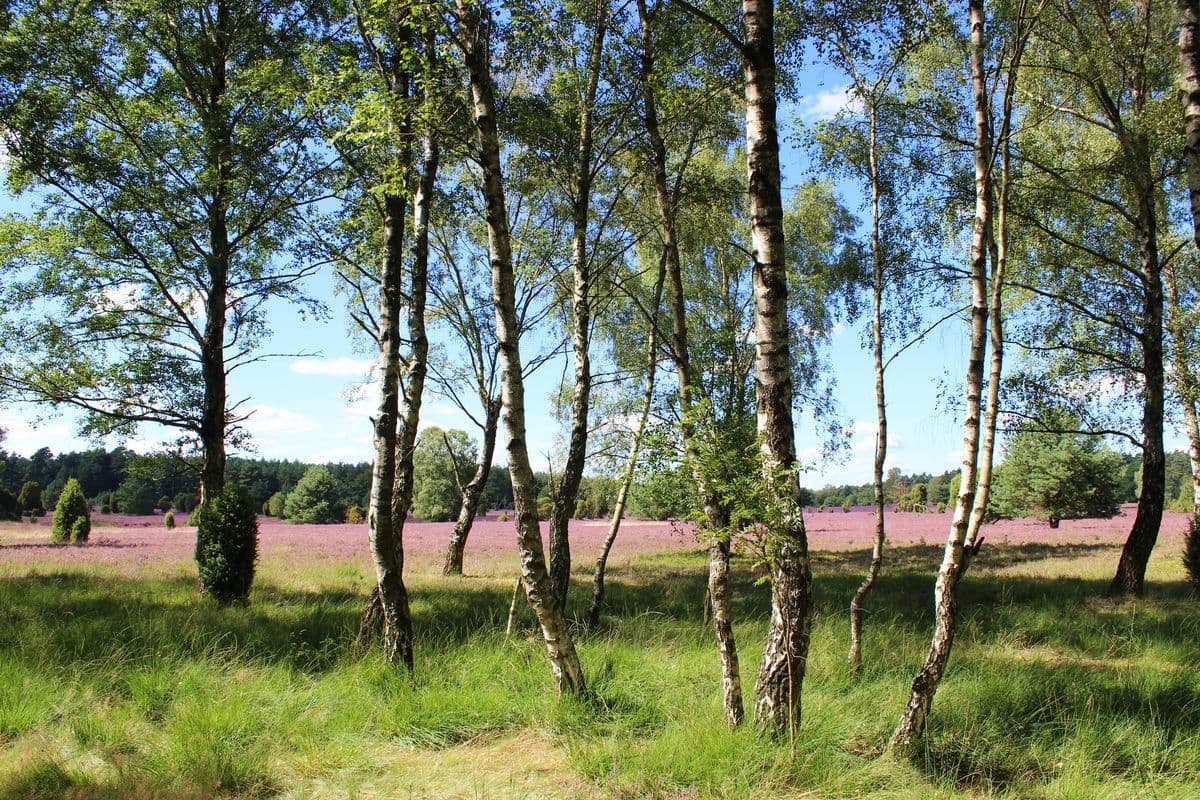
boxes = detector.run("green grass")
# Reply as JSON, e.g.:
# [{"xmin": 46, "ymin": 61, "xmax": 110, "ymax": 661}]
[{"xmin": 0, "ymin": 540, "xmax": 1198, "ymax": 798}]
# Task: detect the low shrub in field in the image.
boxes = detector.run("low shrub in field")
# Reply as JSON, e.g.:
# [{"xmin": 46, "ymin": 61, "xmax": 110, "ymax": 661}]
[
  {"xmin": 17, "ymin": 480, "xmax": 43, "ymax": 516},
  {"xmin": 344, "ymin": 505, "xmax": 365, "ymax": 524},
  {"xmin": 497, "ymin": 512, "xmax": 509, "ymax": 522},
  {"xmin": 164, "ymin": 510, "xmax": 176, "ymax": 529},
  {"xmin": 194, "ymin": 484, "xmax": 258, "ymax": 606},
  {"xmin": 1184, "ymin": 514, "xmax": 1200, "ymax": 592},
  {"xmin": 50, "ymin": 478, "xmax": 90, "ymax": 544}
]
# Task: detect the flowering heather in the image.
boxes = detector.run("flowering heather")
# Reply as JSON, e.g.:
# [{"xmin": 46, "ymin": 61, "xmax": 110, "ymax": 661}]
[{"xmin": 2, "ymin": 505, "xmax": 1187, "ymax": 576}]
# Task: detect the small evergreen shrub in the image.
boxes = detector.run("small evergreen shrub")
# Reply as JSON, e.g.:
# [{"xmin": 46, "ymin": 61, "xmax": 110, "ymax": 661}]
[
  {"xmin": 283, "ymin": 467, "xmax": 344, "ymax": 523},
  {"xmin": 1184, "ymin": 514, "xmax": 1200, "ymax": 593},
  {"xmin": 194, "ymin": 484, "xmax": 258, "ymax": 606},
  {"xmin": 17, "ymin": 481, "xmax": 43, "ymax": 516},
  {"xmin": 344, "ymin": 505, "xmax": 365, "ymax": 524},
  {"xmin": 497, "ymin": 512, "xmax": 509, "ymax": 522},
  {"xmin": 164, "ymin": 510, "xmax": 176, "ymax": 529},
  {"xmin": 51, "ymin": 478, "xmax": 90, "ymax": 544},
  {"xmin": 936, "ymin": 502, "xmax": 947, "ymax": 514},
  {"xmin": 841, "ymin": 499, "xmax": 852, "ymax": 513}
]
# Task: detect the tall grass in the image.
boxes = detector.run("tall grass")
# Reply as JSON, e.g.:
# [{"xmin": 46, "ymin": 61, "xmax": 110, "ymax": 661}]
[{"xmin": 0, "ymin": 539, "xmax": 1198, "ymax": 798}]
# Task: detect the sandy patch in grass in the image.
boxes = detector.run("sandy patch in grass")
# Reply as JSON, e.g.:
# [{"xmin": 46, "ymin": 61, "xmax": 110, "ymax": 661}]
[{"xmin": 283, "ymin": 732, "xmax": 595, "ymax": 800}]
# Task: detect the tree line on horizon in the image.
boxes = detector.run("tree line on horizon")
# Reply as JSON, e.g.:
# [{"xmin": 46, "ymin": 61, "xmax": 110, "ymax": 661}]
[{"xmin": 1, "ymin": 0, "xmax": 1199, "ymax": 754}]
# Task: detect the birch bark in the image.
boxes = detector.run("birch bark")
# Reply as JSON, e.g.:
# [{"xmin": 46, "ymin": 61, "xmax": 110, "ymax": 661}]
[{"xmin": 458, "ymin": 0, "xmax": 585, "ymax": 693}]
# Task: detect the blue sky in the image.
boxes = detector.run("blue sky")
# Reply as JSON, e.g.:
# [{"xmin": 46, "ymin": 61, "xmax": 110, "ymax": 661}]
[{"xmin": 0, "ymin": 76, "xmax": 982, "ymax": 489}]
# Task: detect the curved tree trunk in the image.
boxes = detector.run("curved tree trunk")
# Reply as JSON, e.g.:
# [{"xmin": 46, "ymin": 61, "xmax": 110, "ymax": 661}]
[
  {"xmin": 638, "ymin": 0, "xmax": 743, "ymax": 725},
  {"xmin": 549, "ymin": 1, "xmax": 610, "ymax": 612},
  {"xmin": 1107, "ymin": 1, "xmax": 1165, "ymax": 598},
  {"xmin": 459, "ymin": 0, "xmax": 585, "ymax": 694},
  {"xmin": 443, "ymin": 397, "xmax": 500, "ymax": 575},
  {"xmin": 889, "ymin": 0, "xmax": 992, "ymax": 754},
  {"xmin": 848, "ymin": 100, "xmax": 885, "ymax": 680}
]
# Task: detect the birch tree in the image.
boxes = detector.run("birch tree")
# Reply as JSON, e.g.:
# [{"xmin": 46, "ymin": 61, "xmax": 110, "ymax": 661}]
[
  {"xmin": 456, "ymin": 0, "xmax": 586, "ymax": 693},
  {"xmin": 0, "ymin": 0, "xmax": 332, "ymax": 604}
]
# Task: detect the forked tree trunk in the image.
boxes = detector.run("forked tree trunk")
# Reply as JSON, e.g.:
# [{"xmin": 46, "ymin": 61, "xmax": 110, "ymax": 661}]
[
  {"xmin": 459, "ymin": 0, "xmax": 585, "ymax": 694},
  {"xmin": 586, "ymin": 254, "xmax": 664, "ymax": 627},
  {"xmin": 848, "ymin": 99, "xmax": 885, "ymax": 679},
  {"xmin": 443, "ymin": 397, "xmax": 500, "ymax": 575},
  {"xmin": 638, "ymin": 0, "xmax": 742, "ymax": 725},
  {"xmin": 742, "ymin": 0, "xmax": 812, "ymax": 737},
  {"xmin": 549, "ymin": 0, "xmax": 610, "ymax": 612},
  {"xmin": 1107, "ymin": 0, "xmax": 1165, "ymax": 598},
  {"xmin": 966, "ymin": 4, "xmax": 1031, "ymax": 551},
  {"xmin": 889, "ymin": 0, "xmax": 992, "ymax": 755}
]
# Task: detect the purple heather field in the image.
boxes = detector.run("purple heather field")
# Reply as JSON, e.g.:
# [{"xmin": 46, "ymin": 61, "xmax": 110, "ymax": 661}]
[{"xmin": 0, "ymin": 504, "xmax": 1188, "ymax": 576}]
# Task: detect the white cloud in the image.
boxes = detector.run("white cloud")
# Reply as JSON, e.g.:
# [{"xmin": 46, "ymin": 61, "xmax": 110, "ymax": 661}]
[
  {"xmin": 800, "ymin": 86, "xmax": 861, "ymax": 121},
  {"xmin": 290, "ymin": 357, "xmax": 375, "ymax": 377},
  {"xmin": 242, "ymin": 404, "xmax": 318, "ymax": 436}
]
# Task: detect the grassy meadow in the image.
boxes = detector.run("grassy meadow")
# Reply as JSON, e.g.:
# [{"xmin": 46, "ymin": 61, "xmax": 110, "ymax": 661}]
[{"xmin": 0, "ymin": 511, "xmax": 1198, "ymax": 799}]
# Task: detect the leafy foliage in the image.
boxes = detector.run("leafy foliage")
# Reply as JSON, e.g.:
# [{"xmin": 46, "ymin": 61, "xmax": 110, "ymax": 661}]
[
  {"xmin": 412, "ymin": 428, "xmax": 476, "ymax": 522},
  {"xmin": 990, "ymin": 420, "xmax": 1124, "ymax": 527},
  {"xmin": 16, "ymin": 481, "xmax": 42, "ymax": 515},
  {"xmin": 50, "ymin": 478, "xmax": 89, "ymax": 544},
  {"xmin": 194, "ymin": 484, "xmax": 258, "ymax": 606},
  {"xmin": 283, "ymin": 467, "xmax": 345, "ymax": 525}
]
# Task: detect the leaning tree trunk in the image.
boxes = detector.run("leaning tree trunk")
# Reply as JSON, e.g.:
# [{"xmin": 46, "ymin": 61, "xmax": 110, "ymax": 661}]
[
  {"xmin": 742, "ymin": 0, "xmax": 812, "ymax": 737},
  {"xmin": 459, "ymin": 0, "xmax": 585, "ymax": 694},
  {"xmin": 638, "ymin": 0, "xmax": 742, "ymax": 725},
  {"xmin": 586, "ymin": 252, "xmax": 664, "ymax": 627},
  {"xmin": 549, "ymin": 2, "xmax": 610, "ymax": 611},
  {"xmin": 889, "ymin": 0, "xmax": 992, "ymax": 755},
  {"xmin": 1108, "ymin": 2, "xmax": 1165, "ymax": 597},
  {"xmin": 966, "ymin": 12, "xmax": 1028, "ymax": 552},
  {"xmin": 443, "ymin": 397, "xmax": 501, "ymax": 575},
  {"xmin": 848, "ymin": 99, "xmax": 886, "ymax": 679}
]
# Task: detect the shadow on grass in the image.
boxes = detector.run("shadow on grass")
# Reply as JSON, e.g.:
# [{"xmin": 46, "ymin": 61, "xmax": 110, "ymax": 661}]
[{"xmin": 0, "ymin": 537, "xmax": 1184, "ymax": 677}]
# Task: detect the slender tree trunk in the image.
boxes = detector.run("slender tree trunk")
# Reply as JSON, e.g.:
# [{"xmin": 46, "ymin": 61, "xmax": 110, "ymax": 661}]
[
  {"xmin": 367, "ymin": 188, "xmax": 412, "ymax": 667},
  {"xmin": 586, "ymin": 255, "xmax": 664, "ymax": 627},
  {"xmin": 848, "ymin": 101, "xmax": 885, "ymax": 679},
  {"xmin": 443, "ymin": 398, "xmax": 501, "ymax": 575},
  {"xmin": 1181, "ymin": 0, "xmax": 1200, "ymax": 249},
  {"xmin": 1108, "ymin": 2, "xmax": 1165, "ymax": 598},
  {"xmin": 549, "ymin": 2, "xmax": 610, "ymax": 611},
  {"xmin": 459, "ymin": 0, "xmax": 585, "ymax": 694},
  {"xmin": 741, "ymin": 0, "xmax": 812, "ymax": 737},
  {"xmin": 638, "ymin": 0, "xmax": 743, "ymax": 725},
  {"xmin": 889, "ymin": 0, "xmax": 992, "ymax": 754},
  {"xmin": 1177, "ymin": 0, "xmax": 1200, "ymax": 509},
  {"xmin": 966, "ymin": 11, "xmax": 1029, "ymax": 551}
]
